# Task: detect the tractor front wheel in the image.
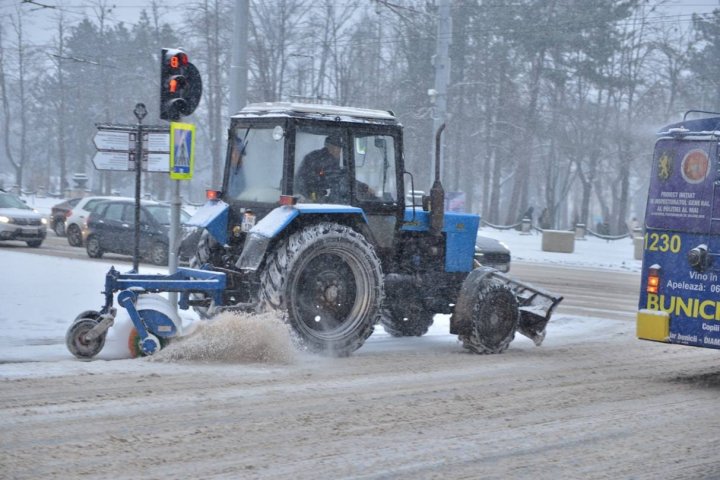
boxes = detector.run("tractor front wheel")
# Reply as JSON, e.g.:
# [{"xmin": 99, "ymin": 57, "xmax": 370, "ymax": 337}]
[{"xmin": 259, "ymin": 223, "xmax": 383, "ymax": 356}]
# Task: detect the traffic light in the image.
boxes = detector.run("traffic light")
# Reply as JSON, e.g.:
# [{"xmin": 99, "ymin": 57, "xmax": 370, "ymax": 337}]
[{"xmin": 160, "ymin": 48, "xmax": 203, "ymax": 121}]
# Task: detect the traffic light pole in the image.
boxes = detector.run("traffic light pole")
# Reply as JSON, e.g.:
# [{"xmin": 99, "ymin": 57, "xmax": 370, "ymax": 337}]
[
  {"xmin": 132, "ymin": 103, "xmax": 147, "ymax": 273},
  {"xmin": 167, "ymin": 179, "xmax": 181, "ymax": 330}
]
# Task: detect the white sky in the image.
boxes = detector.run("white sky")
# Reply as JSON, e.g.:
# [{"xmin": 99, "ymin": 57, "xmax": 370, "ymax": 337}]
[{"xmin": 4, "ymin": 0, "xmax": 720, "ymax": 49}]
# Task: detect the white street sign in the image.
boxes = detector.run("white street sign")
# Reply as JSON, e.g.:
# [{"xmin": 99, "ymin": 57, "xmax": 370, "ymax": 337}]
[
  {"xmin": 146, "ymin": 153, "xmax": 170, "ymax": 172},
  {"xmin": 93, "ymin": 130, "xmax": 131, "ymax": 151},
  {"xmin": 146, "ymin": 133, "xmax": 170, "ymax": 153},
  {"xmin": 92, "ymin": 151, "xmax": 130, "ymax": 171}
]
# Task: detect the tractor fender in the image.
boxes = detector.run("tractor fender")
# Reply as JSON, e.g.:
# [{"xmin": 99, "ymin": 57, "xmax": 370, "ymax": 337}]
[
  {"xmin": 185, "ymin": 199, "xmax": 230, "ymax": 245},
  {"xmin": 236, "ymin": 204, "xmax": 368, "ymax": 271}
]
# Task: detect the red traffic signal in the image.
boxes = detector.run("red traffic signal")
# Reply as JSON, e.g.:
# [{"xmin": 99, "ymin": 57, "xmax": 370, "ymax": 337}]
[{"xmin": 160, "ymin": 48, "xmax": 202, "ymax": 121}]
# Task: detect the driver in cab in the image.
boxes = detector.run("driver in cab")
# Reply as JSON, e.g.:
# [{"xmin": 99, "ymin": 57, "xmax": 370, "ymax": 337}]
[
  {"xmin": 295, "ymin": 134, "xmax": 375, "ymax": 202},
  {"xmin": 295, "ymin": 134, "xmax": 345, "ymax": 202}
]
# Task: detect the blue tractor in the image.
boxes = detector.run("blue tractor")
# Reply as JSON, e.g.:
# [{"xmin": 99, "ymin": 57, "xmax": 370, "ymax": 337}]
[{"xmin": 182, "ymin": 102, "xmax": 562, "ymax": 357}]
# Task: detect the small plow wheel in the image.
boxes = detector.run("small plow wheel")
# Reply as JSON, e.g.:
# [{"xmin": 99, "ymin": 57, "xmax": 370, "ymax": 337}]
[
  {"xmin": 453, "ymin": 267, "xmax": 520, "ymax": 354},
  {"xmin": 66, "ymin": 318, "xmax": 106, "ymax": 360}
]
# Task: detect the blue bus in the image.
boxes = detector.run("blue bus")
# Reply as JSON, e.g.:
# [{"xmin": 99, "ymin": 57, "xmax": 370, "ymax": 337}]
[{"xmin": 638, "ymin": 113, "xmax": 720, "ymax": 349}]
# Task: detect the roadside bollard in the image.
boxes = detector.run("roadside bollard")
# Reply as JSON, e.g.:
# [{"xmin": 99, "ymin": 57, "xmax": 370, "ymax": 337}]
[
  {"xmin": 521, "ymin": 217, "xmax": 531, "ymax": 235},
  {"xmin": 575, "ymin": 223, "xmax": 586, "ymax": 240}
]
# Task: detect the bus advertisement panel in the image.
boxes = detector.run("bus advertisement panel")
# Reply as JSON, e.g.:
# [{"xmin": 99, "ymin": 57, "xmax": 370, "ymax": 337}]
[{"xmin": 638, "ymin": 130, "xmax": 720, "ymax": 349}]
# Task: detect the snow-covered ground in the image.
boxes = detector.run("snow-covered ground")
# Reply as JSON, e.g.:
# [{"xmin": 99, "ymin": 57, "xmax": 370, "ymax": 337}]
[
  {"xmin": 12, "ymin": 201, "xmax": 720, "ymax": 480},
  {"xmin": 0, "ymin": 201, "xmax": 640, "ymax": 368},
  {"xmin": 477, "ymin": 225, "xmax": 641, "ymax": 273}
]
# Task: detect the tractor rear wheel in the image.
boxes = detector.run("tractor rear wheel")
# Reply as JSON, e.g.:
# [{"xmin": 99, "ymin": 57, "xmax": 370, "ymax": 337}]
[
  {"xmin": 453, "ymin": 267, "xmax": 519, "ymax": 354},
  {"xmin": 259, "ymin": 222, "xmax": 383, "ymax": 356},
  {"xmin": 380, "ymin": 302, "xmax": 434, "ymax": 337}
]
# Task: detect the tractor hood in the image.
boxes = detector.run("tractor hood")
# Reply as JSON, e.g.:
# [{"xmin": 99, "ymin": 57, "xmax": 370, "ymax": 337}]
[{"xmin": 185, "ymin": 200, "xmax": 230, "ymax": 245}]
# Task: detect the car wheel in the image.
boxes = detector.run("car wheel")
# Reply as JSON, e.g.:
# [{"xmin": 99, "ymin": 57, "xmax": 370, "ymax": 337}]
[
  {"xmin": 67, "ymin": 224, "xmax": 83, "ymax": 246},
  {"xmin": 86, "ymin": 235, "xmax": 103, "ymax": 258},
  {"xmin": 53, "ymin": 218, "xmax": 66, "ymax": 236},
  {"xmin": 150, "ymin": 242, "xmax": 168, "ymax": 266}
]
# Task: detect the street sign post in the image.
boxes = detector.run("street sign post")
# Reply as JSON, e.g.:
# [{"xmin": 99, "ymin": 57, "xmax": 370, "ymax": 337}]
[
  {"xmin": 93, "ymin": 130, "xmax": 131, "ymax": 151},
  {"xmin": 91, "ymin": 151, "xmax": 132, "ymax": 171},
  {"xmin": 92, "ymin": 125, "xmax": 170, "ymax": 173}
]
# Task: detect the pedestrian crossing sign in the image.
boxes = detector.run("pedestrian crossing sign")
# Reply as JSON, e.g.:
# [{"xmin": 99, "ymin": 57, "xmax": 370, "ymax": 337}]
[{"xmin": 170, "ymin": 122, "xmax": 195, "ymax": 180}]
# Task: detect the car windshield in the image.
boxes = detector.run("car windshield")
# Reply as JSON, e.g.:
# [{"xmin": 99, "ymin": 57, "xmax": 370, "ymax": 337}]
[
  {"xmin": 225, "ymin": 125, "xmax": 284, "ymax": 203},
  {"xmin": 0, "ymin": 193, "xmax": 31, "ymax": 210}
]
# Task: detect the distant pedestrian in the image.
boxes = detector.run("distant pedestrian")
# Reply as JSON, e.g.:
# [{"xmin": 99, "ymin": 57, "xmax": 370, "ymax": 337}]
[{"xmin": 538, "ymin": 207, "xmax": 549, "ymax": 229}]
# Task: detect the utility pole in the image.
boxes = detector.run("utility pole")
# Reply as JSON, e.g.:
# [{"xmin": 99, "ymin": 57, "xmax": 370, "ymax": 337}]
[
  {"xmin": 230, "ymin": 0, "xmax": 249, "ymax": 115},
  {"xmin": 430, "ymin": 0, "xmax": 451, "ymax": 183}
]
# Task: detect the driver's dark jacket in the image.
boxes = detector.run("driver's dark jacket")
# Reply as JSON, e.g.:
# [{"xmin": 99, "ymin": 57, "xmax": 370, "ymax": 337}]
[{"xmin": 295, "ymin": 147, "xmax": 342, "ymax": 200}]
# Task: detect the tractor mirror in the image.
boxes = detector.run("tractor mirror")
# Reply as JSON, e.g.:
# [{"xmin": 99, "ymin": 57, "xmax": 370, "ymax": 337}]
[{"xmin": 272, "ymin": 125, "xmax": 284, "ymax": 141}]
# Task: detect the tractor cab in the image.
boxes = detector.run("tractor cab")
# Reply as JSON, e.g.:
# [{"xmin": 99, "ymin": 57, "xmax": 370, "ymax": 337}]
[{"xmin": 210, "ymin": 103, "xmax": 405, "ymax": 263}]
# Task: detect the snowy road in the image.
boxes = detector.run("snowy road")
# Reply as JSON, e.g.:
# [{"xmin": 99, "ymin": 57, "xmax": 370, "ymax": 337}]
[
  {"xmin": 2, "ymin": 318, "xmax": 719, "ymax": 479},
  {"xmin": 2, "ymin": 238, "xmax": 719, "ymax": 479}
]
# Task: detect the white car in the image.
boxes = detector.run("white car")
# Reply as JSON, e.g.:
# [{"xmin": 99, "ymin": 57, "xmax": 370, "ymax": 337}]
[
  {"xmin": 0, "ymin": 190, "xmax": 47, "ymax": 247},
  {"xmin": 65, "ymin": 196, "xmax": 133, "ymax": 246}
]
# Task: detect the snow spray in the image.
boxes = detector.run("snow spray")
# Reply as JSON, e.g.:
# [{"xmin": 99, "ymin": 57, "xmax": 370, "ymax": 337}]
[{"xmin": 150, "ymin": 311, "xmax": 296, "ymax": 364}]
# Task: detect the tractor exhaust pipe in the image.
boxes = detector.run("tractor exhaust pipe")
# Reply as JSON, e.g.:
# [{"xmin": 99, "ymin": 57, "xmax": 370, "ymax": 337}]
[{"xmin": 430, "ymin": 123, "xmax": 446, "ymax": 236}]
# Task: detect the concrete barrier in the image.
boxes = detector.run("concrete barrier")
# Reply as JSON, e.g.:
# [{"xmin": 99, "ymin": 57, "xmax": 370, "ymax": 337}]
[
  {"xmin": 542, "ymin": 230, "xmax": 575, "ymax": 253},
  {"xmin": 575, "ymin": 223, "xmax": 586, "ymax": 240}
]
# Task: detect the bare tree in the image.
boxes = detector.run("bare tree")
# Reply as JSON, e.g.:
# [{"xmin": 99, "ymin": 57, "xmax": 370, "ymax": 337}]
[
  {"xmin": 2, "ymin": 10, "xmax": 30, "ymax": 190},
  {"xmin": 51, "ymin": 11, "xmax": 69, "ymax": 194},
  {"xmin": 248, "ymin": 0, "xmax": 308, "ymax": 102}
]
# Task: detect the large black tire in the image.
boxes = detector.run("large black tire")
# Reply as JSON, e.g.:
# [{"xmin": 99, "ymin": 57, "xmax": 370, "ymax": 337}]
[
  {"xmin": 453, "ymin": 267, "xmax": 519, "ymax": 354},
  {"xmin": 259, "ymin": 222, "xmax": 383, "ymax": 356},
  {"xmin": 188, "ymin": 230, "xmax": 224, "ymax": 318},
  {"xmin": 380, "ymin": 302, "xmax": 434, "ymax": 337}
]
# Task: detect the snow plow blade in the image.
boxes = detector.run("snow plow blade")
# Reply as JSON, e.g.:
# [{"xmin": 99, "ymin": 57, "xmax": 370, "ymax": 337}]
[{"xmin": 489, "ymin": 270, "xmax": 563, "ymax": 346}]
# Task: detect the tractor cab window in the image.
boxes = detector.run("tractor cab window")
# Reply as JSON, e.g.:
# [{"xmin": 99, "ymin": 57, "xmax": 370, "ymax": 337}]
[
  {"xmin": 226, "ymin": 125, "xmax": 284, "ymax": 203},
  {"xmin": 294, "ymin": 128, "xmax": 350, "ymax": 203},
  {"xmin": 354, "ymin": 134, "xmax": 397, "ymax": 203}
]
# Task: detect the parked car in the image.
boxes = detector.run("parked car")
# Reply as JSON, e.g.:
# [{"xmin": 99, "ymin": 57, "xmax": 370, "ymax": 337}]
[
  {"xmin": 48, "ymin": 197, "xmax": 82, "ymax": 236},
  {"xmin": 85, "ymin": 199, "xmax": 190, "ymax": 266},
  {"xmin": 0, "ymin": 190, "xmax": 47, "ymax": 247},
  {"xmin": 475, "ymin": 235, "xmax": 511, "ymax": 272},
  {"xmin": 66, "ymin": 196, "xmax": 133, "ymax": 246}
]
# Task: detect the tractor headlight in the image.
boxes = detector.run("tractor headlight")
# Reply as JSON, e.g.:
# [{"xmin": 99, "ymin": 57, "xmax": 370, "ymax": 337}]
[{"xmin": 0, "ymin": 216, "xmax": 10, "ymax": 223}]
